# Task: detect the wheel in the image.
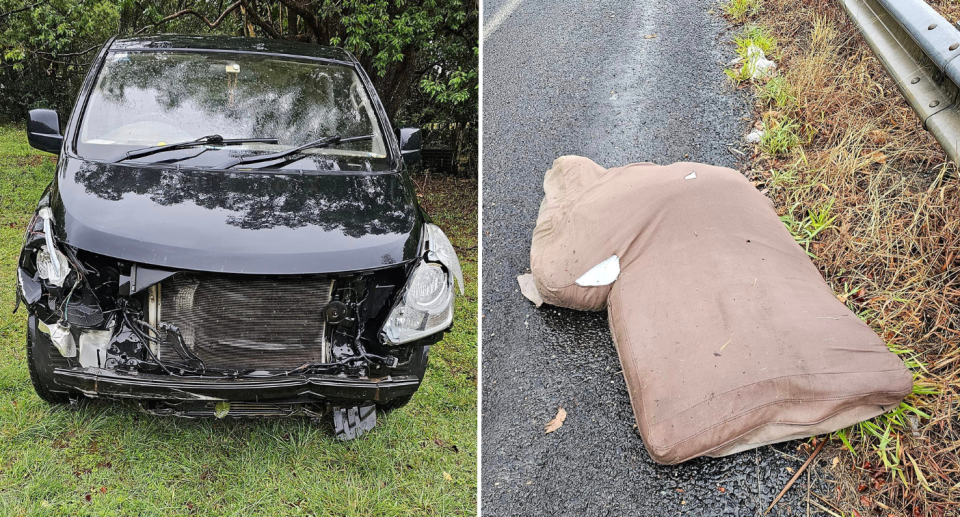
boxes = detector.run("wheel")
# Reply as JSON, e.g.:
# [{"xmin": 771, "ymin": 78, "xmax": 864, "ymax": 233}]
[
  {"xmin": 377, "ymin": 344, "xmax": 430, "ymax": 411},
  {"xmin": 378, "ymin": 394, "xmax": 413, "ymax": 411},
  {"xmin": 26, "ymin": 316, "xmax": 70, "ymax": 404}
]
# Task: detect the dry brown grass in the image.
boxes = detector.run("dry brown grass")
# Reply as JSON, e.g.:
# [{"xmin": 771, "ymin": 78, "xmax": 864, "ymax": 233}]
[{"xmin": 727, "ymin": 0, "xmax": 960, "ymax": 514}]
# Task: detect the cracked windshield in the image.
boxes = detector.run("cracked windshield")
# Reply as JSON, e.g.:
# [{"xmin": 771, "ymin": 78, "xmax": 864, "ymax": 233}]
[{"xmin": 78, "ymin": 51, "xmax": 388, "ymax": 171}]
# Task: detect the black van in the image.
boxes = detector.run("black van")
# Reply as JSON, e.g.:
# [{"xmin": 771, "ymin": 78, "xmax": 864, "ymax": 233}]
[{"xmin": 16, "ymin": 35, "xmax": 463, "ymax": 440}]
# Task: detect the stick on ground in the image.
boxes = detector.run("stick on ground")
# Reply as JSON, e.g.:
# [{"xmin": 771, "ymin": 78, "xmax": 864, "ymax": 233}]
[{"xmin": 765, "ymin": 439, "xmax": 826, "ymax": 515}]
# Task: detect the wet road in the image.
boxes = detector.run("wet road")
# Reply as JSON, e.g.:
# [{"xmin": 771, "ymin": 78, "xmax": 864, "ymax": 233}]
[{"xmin": 480, "ymin": 0, "xmax": 828, "ymax": 515}]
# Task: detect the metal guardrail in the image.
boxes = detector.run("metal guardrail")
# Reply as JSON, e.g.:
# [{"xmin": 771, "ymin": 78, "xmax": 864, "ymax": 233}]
[{"xmin": 841, "ymin": 0, "xmax": 960, "ymax": 163}]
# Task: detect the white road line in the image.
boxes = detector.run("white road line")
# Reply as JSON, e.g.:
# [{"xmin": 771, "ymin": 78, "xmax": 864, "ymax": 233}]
[{"xmin": 482, "ymin": 0, "xmax": 524, "ymax": 42}]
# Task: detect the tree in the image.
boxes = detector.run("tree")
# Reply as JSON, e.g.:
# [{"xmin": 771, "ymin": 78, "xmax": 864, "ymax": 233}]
[
  {"xmin": 0, "ymin": 0, "xmax": 478, "ymax": 174},
  {"xmin": 0, "ymin": 0, "xmax": 120, "ymax": 117}
]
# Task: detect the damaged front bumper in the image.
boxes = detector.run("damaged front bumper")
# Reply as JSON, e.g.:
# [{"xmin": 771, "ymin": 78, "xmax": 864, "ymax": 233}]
[
  {"xmin": 30, "ymin": 314, "xmax": 435, "ymax": 405},
  {"xmin": 52, "ymin": 367, "xmax": 422, "ymax": 404}
]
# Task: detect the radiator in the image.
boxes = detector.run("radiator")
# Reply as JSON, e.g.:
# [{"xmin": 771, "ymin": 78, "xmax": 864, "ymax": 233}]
[{"xmin": 156, "ymin": 273, "xmax": 333, "ymax": 371}]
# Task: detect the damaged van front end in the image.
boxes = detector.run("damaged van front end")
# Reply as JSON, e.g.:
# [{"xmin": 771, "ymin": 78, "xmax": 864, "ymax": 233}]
[
  {"xmin": 15, "ymin": 35, "xmax": 462, "ymax": 440},
  {"xmin": 18, "ymin": 193, "xmax": 462, "ymax": 438},
  {"xmin": 17, "ymin": 190, "xmax": 462, "ymax": 438}
]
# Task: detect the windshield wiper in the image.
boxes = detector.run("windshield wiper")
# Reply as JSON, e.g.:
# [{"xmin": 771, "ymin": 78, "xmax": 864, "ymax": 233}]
[
  {"xmin": 110, "ymin": 135, "xmax": 280, "ymax": 163},
  {"xmin": 216, "ymin": 134, "xmax": 374, "ymax": 170}
]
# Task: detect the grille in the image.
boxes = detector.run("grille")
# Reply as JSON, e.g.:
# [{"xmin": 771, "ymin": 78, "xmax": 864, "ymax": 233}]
[{"xmin": 157, "ymin": 273, "xmax": 333, "ymax": 370}]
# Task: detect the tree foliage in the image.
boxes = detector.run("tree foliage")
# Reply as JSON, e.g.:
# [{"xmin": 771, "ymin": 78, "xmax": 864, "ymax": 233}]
[{"xmin": 0, "ymin": 0, "xmax": 477, "ymax": 173}]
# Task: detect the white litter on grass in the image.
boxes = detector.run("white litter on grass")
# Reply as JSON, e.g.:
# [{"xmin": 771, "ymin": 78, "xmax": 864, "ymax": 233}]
[
  {"xmin": 745, "ymin": 128, "xmax": 765, "ymax": 144},
  {"xmin": 744, "ymin": 45, "xmax": 777, "ymax": 79},
  {"xmin": 576, "ymin": 255, "xmax": 620, "ymax": 286}
]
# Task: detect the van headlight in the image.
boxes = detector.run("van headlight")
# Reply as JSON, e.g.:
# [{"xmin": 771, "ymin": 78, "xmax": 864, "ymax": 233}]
[
  {"xmin": 424, "ymin": 223, "xmax": 463, "ymax": 295},
  {"xmin": 36, "ymin": 245, "xmax": 69, "ymax": 287},
  {"xmin": 380, "ymin": 224, "xmax": 462, "ymax": 345}
]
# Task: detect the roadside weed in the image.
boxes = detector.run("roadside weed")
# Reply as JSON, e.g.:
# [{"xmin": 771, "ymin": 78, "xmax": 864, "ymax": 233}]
[
  {"xmin": 734, "ymin": 26, "xmax": 777, "ymax": 57},
  {"xmin": 724, "ymin": 0, "xmax": 762, "ymax": 23},
  {"xmin": 759, "ymin": 76, "xmax": 795, "ymax": 109},
  {"xmin": 724, "ymin": 65, "xmax": 752, "ymax": 83},
  {"xmin": 834, "ymin": 384, "xmax": 936, "ymax": 483},
  {"xmin": 725, "ymin": 26, "xmax": 777, "ymax": 84},
  {"xmin": 768, "ymin": 168, "xmax": 797, "ymax": 189},
  {"xmin": 779, "ymin": 199, "xmax": 836, "ymax": 258},
  {"xmin": 759, "ymin": 117, "xmax": 801, "ymax": 155},
  {"xmin": 834, "ymin": 344, "xmax": 936, "ymax": 476}
]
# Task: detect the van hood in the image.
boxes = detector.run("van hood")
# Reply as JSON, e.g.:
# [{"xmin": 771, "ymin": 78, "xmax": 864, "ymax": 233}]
[{"xmin": 49, "ymin": 156, "xmax": 422, "ymax": 274}]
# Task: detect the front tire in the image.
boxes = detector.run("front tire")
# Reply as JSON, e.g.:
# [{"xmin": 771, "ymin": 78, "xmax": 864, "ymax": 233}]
[
  {"xmin": 26, "ymin": 315, "xmax": 70, "ymax": 404},
  {"xmin": 378, "ymin": 344, "xmax": 430, "ymax": 411},
  {"xmin": 378, "ymin": 394, "xmax": 413, "ymax": 411}
]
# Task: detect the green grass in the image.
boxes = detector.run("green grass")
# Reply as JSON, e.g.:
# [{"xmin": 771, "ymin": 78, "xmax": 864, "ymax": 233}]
[
  {"xmin": 759, "ymin": 117, "xmax": 801, "ymax": 155},
  {"xmin": 758, "ymin": 76, "xmax": 795, "ymax": 109},
  {"xmin": 779, "ymin": 198, "xmax": 836, "ymax": 258},
  {"xmin": 734, "ymin": 25, "xmax": 776, "ymax": 56},
  {"xmin": 833, "ymin": 382, "xmax": 937, "ymax": 487},
  {"xmin": 767, "ymin": 167, "xmax": 799, "ymax": 192},
  {"xmin": 724, "ymin": 64, "xmax": 753, "ymax": 83},
  {"xmin": 724, "ymin": 0, "xmax": 763, "ymax": 23},
  {"xmin": 0, "ymin": 125, "xmax": 478, "ymax": 516},
  {"xmin": 725, "ymin": 26, "xmax": 778, "ymax": 84}
]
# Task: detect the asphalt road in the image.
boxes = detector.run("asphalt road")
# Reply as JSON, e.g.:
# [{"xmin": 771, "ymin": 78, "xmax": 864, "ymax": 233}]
[{"xmin": 481, "ymin": 1, "xmax": 830, "ymax": 515}]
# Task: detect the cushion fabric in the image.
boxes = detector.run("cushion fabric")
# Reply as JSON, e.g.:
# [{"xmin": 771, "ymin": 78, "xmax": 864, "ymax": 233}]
[{"xmin": 526, "ymin": 155, "xmax": 913, "ymax": 464}]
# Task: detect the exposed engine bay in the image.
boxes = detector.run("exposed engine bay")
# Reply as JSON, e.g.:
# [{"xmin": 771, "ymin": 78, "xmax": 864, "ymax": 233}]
[{"xmin": 19, "ymin": 209, "xmax": 408, "ymax": 379}]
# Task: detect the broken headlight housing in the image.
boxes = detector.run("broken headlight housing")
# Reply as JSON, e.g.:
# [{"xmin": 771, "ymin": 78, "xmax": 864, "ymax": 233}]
[
  {"xmin": 380, "ymin": 224, "xmax": 464, "ymax": 345},
  {"xmin": 35, "ymin": 207, "xmax": 70, "ymax": 287}
]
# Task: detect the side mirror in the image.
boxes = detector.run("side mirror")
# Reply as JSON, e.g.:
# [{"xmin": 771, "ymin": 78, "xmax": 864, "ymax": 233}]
[
  {"xmin": 27, "ymin": 109, "xmax": 63, "ymax": 154},
  {"xmin": 397, "ymin": 128, "xmax": 421, "ymax": 166}
]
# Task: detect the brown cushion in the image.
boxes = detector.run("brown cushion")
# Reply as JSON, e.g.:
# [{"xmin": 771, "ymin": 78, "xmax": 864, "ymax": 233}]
[{"xmin": 526, "ymin": 156, "xmax": 913, "ymax": 464}]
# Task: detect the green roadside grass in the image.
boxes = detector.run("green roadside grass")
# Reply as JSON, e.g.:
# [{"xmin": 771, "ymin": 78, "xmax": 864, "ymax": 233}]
[{"xmin": 0, "ymin": 125, "xmax": 478, "ymax": 516}]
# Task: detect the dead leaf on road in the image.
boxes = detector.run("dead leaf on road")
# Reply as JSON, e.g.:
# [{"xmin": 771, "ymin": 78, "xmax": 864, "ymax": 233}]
[
  {"xmin": 544, "ymin": 407, "xmax": 567, "ymax": 433},
  {"xmin": 644, "ymin": 34, "xmax": 657, "ymax": 39}
]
